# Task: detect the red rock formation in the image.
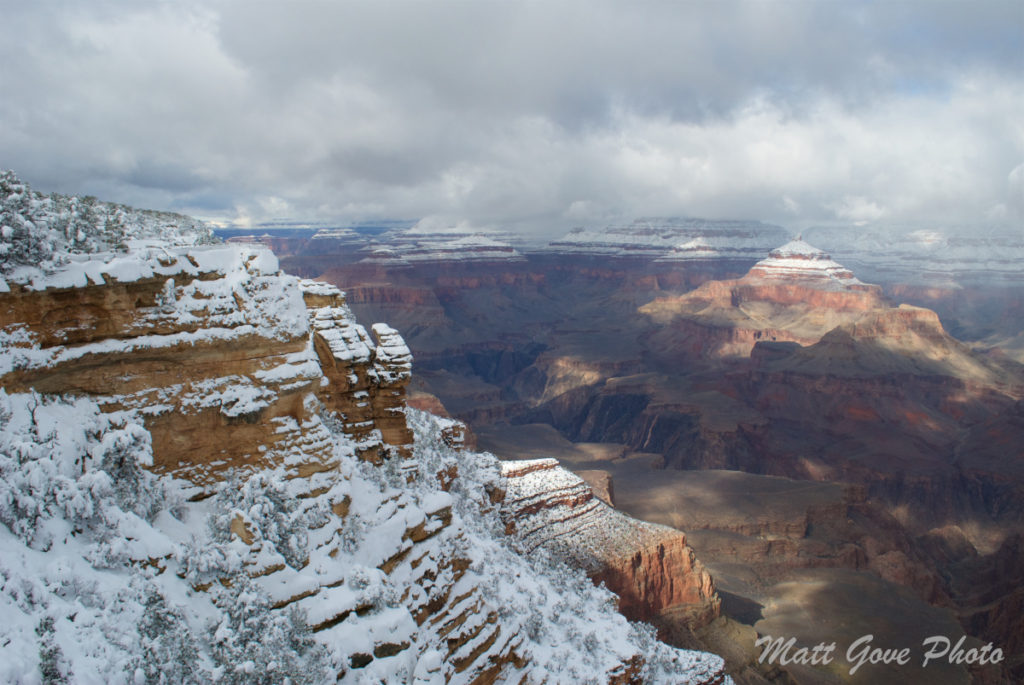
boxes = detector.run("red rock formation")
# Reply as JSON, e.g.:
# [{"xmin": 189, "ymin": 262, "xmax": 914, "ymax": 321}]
[
  {"xmin": 498, "ymin": 458, "xmax": 721, "ymax": 630},
  {"xmin": 640, "ymin": 239, "xmax": 886, "ymax": 362},
  {"xmin": 591, "ymin": 531, "xmax": 719, "ymax": 628}
]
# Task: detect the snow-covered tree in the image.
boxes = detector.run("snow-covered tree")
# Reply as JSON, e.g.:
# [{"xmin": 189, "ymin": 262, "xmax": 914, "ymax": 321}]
[
  {"xmin": 132, "ymin": 588, "xmax": 204, "ymax": 685},
  {"xmin": 210, "ymin": 471, "xmax": 322, "ymax": 570},
  {"xmin": 35, "ymin": 617, "xmax": 68, "ymax": 684},
  {"xmin": 208, "ymin": 577, "xmax": 331, "ymax": 685},
  {"xmin": 0, "ymin": 170, "xmax": 58, "ymax": 270},
  {"xmin": 0, "ymin": 169, "xmax": 218, "ymax": 275}
]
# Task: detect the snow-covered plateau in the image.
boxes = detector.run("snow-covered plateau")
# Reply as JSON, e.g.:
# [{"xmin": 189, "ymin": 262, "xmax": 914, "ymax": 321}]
[{"xmin": 547, "ymin": 218, "xmax": 792, "ymax": 260}]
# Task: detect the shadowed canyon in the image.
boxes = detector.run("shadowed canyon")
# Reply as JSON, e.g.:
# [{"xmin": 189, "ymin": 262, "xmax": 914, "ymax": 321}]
[{"xmin": 254, "ymin": 219, "xmax": 1024, "ymax": 684}]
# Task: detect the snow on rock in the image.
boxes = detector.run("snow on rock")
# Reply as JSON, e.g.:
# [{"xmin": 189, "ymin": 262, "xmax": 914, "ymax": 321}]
[
  {"xmin": 371, "ymin": 323, "xmax": 413, "ymax": 385},
  {"xmin": 0, "ymin": 178, "xmax": 731, "ymax": 683},
  {"xmin": 1, "ymin": 169, "xmax": 216, "ymax": 277},
  {"xmin": 0, "ymin": 391, "xmax": 731, "ymax": 685},
  {"xmin": 306, "ymin": 227, "xmax": 364, "ymax": 247},
  {"xmin": 306, "ymin": 303, "xmax": 416, "ymax": 462},
  {"xmin": 549, "ymin": 217, "xmax": 791, "ymax": 260},
  {"xmin": 0, "ymin": 240, "xmax": 328, "ymax": 484},
  {"xmin": 298, "ymin": 278, "xmax": 346, "ymax": 304},
  {"xmin": 358, "ymin": 221, "xmax": 526, "ymax": 264},
  {"xmin": 310, "ymin": 307, "xmax": 376, "ymax": 367},
  {"xmin": 639, "ymin": 238, "xmax": 888, "ymax": 361},
  {"xmin": 746, "ymin": 238, "xmax": 868, "ymax": 289},
  {"xmin": 499, "ymin": 458, "xmax": 721, "ymax": 630}
]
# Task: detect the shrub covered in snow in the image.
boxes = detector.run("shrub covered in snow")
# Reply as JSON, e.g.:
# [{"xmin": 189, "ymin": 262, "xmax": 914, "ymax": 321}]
[
  {"xmin": 0, "ymin": 391, "xmax": 170, "ymax": 553},
  {"xmin": 0, "ymin": 390, "xmax": 726, "ymax": 684},
  {"xmin": 0, "ymin": 170, "xmax": 217, "ymax": 275},
  {"xmin": 132, "ymin": 587, "xmax": 203, "ymax": 685},
  {"xmin": 0, "ymin": 392, "xmax": 195, "ymax": 683},
  {"xmin": 0, "ymin": 391, "xmax": 333, "ymax": 684},
  {"xmin": 209, "ymin": 472, "xmax": 326, "ymax": 570},
  {"xmin": 208, "ymin": 577, "xmax": 330, "ymax": 685}
]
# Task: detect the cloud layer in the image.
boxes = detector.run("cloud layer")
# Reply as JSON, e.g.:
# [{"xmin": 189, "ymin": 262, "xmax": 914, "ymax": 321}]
[{"xmin": 1, "ymin": 0, "xmax": 1021, "ymax": 236}]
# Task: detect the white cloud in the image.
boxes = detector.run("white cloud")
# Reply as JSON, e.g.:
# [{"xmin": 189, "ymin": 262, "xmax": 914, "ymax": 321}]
[
  {"xmin": 830, "ymin": 196, "xmax": 888, "ymax": 224},
  {"xmin": 0, "ymin": 1, "xmax": 1020, "ymax": 236},
  {"xmin": 1008, "ymin": 162, "xmax": 1024, "ymax": 217}
]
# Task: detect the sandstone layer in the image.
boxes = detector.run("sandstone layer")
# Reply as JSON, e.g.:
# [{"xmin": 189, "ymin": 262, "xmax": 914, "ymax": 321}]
[
  {"xmin": 0, "ymin": 246, "xmax": 415, "ymax": 485},
  {"xmin": 499, "ymin": 458, "xmax": 721, "ymax": 631},
  {"xmin": 0, "ymin": 235, "xmax": 732, "ymax": 683}
]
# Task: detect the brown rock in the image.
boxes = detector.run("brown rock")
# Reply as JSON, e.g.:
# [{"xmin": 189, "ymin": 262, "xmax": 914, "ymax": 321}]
[
  {"xmin": 577, "ymin": 469, "xmax": 615, "ymax": 506},
  {"xmin": 499, "ymin": 459, "xmax": 720, "ymax": 632}
]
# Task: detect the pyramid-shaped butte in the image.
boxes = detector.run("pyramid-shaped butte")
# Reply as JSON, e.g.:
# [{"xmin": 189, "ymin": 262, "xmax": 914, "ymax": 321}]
[{"xmin": 746, "ymin": 238, "xmax": 866, "ymax": 289}]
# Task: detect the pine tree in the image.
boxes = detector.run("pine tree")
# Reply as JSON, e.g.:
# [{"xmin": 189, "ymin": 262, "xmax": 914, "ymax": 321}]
[
  {"xmin": 96, "ymin": 423, "xmax": 161, "ymax": 522},
  {"xmin": 35, "ymin": 617, "xmax": 68, "ymax": 684},
  {"xmin": 133, "ymin": 589, "xmax": 204, "ymax": 684},
  {"xmin": 208, "ymin": 576, "xmax": 331, "ymax": 685},
  {"xmin": 1, "ymin": 170, "xmax": 55, "ymax": 272}
]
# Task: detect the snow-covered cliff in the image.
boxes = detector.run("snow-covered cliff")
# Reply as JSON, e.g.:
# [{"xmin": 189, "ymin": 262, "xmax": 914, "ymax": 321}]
[{"xmin": 0, "ymin": 175, "xmax": 730, "ymax": 684}]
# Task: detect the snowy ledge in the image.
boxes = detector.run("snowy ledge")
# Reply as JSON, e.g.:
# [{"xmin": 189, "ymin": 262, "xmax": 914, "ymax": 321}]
[{"xmin": 1, "ymin": 243, "xmax": 280, "ymax": 292}]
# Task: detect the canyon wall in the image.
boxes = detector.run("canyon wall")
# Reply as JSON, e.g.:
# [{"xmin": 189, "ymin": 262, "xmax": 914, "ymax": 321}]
[
  {"xmin": 499, "ymin": 458, "xmax": 720, "ymax": 631},
  {"xmin": 0, "ymin": 246, "xmax": 415, "ymax": 485},
  {"xmin": 0, "ymin": 237, "xmax": 729, "ymax": 683}
]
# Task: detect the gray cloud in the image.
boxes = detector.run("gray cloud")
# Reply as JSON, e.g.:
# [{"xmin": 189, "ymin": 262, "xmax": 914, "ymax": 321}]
[{"xmin": 0, "ymin": 0, "xmax": 1021, "ymax": 236}]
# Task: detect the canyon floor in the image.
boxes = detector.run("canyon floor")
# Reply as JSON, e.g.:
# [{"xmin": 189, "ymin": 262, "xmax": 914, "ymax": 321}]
[
  {"xmin": 477, "ymin": 423, "xmax": 985, "ymax": 684},
  {"xmin": 269, "ymin": 228, "xmax": 1024, "ymax": 684}
]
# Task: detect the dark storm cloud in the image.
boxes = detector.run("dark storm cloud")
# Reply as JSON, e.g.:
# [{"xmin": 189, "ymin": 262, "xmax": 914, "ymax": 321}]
[{"xmin": 0, "ymin": 0, "xmax": 1020, "ymax": 234}]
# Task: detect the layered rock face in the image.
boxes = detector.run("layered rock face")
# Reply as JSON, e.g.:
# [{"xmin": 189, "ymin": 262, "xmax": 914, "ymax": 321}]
[
  {"xmin": 0, "ymin": 179, "xmax": 733, "ymax": 682},
  {"xmin": 304, "ymin": 281, "xmax": 415, "ymax": 462},
  {"xmin": 0, "ymin": 245, "xmax": 414, "ymax": 484},
  {"xmin": 744, "ymin": 238, "xmax": 873, "ymax": 288},
  {"xmin": 498, "ymin": 459, "xmax": 720, "ymax": 630},
  {"xmin": 609, "ymin": 246, "xmax": 1024, "ymax": 525},
  {"xmin": 237, "ymin": 219, "xmax": 1024, "ymax": 682},
  {"xmin": 640, "ymin": 239, "xmax": 887, "ymax": 363},
  {"xmin": 548, "ymin": 217, "xmax": 791, "ymax": 262}
]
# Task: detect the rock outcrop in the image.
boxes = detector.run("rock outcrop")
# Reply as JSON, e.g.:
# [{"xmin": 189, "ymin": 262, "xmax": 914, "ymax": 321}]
[
  {"xmin": 640, "ymin": 238, "xmax": 886, "ymax": 362},
  {"xmin": 303, "ymin": 280, "xmax": 415, "ymax": 462},
  {"xmin": 499, "ymin": 459, "xmax": 721, "ymax": 631},
  {"xmin": 0, "ymin": 175, "xmax": 733, "ymax": 683},
  {"xmin": 744, "ymin": 238, "xmax": 875, "ymax": 289},
  {"xmin": 0, "ymin": 245, "xmax": 414, "ymax": 485}
]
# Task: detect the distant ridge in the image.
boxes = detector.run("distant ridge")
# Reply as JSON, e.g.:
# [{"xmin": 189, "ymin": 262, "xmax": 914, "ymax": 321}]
[{"xmin": 548, "ymin": 216, "xmax": 792, "ymax": 260}]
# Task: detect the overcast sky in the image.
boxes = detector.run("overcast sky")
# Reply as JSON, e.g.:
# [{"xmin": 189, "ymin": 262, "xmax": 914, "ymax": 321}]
[{"xmin": 1, "ymin": 1, "xmax": 1021, "ymax": 236}]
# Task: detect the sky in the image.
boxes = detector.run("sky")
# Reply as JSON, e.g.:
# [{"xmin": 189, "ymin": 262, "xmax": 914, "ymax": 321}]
[{"xmin": 0, "ymin": 0, "xmax": 1021, "ymax": 237}]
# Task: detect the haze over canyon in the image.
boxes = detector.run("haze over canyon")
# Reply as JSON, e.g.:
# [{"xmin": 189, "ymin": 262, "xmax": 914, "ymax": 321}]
[
  {"xmin": 248, "ymin": 215, "xmax": 1024, "ymax": 684},
  {"xmin": 1, "ymin": 1, "xmax": 1021, "ymax": 683}
]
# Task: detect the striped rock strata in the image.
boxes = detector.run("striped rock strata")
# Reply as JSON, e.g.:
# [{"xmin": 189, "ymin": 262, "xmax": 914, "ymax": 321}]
[
  {"xmin": 0, "ymin": 239, "xmax": 730, "ymax": 683},
  {"xmin": 500, "ymin": 458, "xmax": 721, "ymax": 629},
  {"xmin": 0, "ymin": 245, "xmax": 414, "ymax": 485}
]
